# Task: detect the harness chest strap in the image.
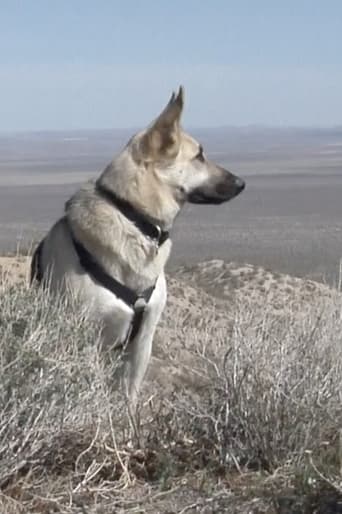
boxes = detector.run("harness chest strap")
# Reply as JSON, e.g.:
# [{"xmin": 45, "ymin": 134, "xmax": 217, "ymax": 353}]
[{"xmin": 71, "ymin": 236, "xmax": 156, "ymax": 343}]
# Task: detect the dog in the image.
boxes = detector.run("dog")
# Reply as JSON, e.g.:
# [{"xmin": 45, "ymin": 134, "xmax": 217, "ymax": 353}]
[{"xmin": 30, "ymin": 86, "xmax": 245, "ymax": 406}]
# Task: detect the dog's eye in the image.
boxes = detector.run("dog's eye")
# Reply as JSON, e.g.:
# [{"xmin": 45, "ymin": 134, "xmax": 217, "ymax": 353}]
[{"xmin": 195, "ymin": 145, "xmax": 205, "ymax": 163}]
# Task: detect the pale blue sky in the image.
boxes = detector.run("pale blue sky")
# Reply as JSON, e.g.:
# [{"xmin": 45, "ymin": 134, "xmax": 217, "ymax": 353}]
[{"xmin": 1, "ymin": 1, "xmax": 342, "ymax": 131}]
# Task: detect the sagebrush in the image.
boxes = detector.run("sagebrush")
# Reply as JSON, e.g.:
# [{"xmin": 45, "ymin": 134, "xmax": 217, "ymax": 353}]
[{"xmin": 1, "ymin": 275, "xmax": 342, "ymax": 512}]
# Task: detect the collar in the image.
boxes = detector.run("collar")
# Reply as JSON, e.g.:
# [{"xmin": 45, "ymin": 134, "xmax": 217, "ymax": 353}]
[{"xmin": 95, "ymin": 181, "xmax": 169, "ymax": 247}]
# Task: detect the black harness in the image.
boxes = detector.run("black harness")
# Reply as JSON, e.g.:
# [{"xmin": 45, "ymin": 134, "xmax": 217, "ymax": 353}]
[
  {"xmin": 71, "ymin": 235, "xmax": 155, "ymax": 342},
  {"xmin": 72, "ymin": 183, "xmax": 169, "ymax": 344},
  {"xmin": 30, "ymin": 183, "xmax": 170, "ymax": 346}
]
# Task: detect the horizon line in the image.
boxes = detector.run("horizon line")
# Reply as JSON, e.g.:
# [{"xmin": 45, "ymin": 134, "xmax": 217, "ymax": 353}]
[{"xmin": 1, "ymin": 124, "xmax": 342, "ymax": 136}]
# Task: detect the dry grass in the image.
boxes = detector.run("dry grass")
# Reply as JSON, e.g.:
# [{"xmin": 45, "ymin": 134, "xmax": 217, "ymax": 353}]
[{"xmin": 1, "ymin": 266, "xmax": 342, "ymax": 512}]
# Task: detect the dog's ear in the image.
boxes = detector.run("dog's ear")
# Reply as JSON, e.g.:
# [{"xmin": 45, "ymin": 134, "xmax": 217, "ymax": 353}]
[
  {"xmin": 156, "ymin": 86, "xmax": 184, "ymax": 127},
  {"xmin": 140, "ymin": 86, "xmax": 184, "ymax": 161}
]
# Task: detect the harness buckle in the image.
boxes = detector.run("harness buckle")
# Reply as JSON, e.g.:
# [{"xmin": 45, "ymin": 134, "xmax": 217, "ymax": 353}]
[
  {"xmin": 134, "ymin": 296, "xmax": 147, "ymax": 313},
  {"xmin": 155, "ymin": 224, "xmax": 162, "ymax": 242}
]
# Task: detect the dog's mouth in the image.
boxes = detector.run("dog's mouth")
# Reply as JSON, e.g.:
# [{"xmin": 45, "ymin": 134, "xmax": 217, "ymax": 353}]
[
  {"xmin": 187, "ymin": 191, "xmax": 229, "ymax": 204},
  {"xmin": 188, "ymin": 177, "xmax": 245, "ymax": 205}
]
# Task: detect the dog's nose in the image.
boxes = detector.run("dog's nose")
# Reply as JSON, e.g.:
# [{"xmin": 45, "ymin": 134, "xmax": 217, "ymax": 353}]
[{"xmin": 234, "ymin": 177, "xmax": 245, "ymax": 193}]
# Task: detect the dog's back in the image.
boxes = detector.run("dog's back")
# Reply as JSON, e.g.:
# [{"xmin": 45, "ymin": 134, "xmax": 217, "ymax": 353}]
[{"xmin": 30, "ymin": 239, "xmax": 44, "ymax": 285}]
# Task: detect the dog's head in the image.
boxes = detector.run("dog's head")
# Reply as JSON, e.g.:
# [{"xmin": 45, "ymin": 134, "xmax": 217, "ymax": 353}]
[
  {"xmin": 99, "ymin": 87, "xmax": 245, "ymax": 227},
  {"xmin": 135, "ymin": 86, "xmax": 245, "ymax": 206}
]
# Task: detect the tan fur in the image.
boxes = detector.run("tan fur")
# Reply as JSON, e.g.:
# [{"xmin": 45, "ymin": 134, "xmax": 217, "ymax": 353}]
[
  {"xmin": 33, "ymin": 86, "xmax": 245, "ymax": 405},
  {"xmin": 65, "ymin": 180, "xmax": 172, "ymax": 290}
]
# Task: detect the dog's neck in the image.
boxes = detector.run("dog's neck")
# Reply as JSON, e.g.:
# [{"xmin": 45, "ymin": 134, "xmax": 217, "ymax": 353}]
[
  {"xmin": 65, "ymin": 180, "xmax": 173, "ymax": 293},
  {"xmin": 97, "ymin": 149, "xmax": 181, "ymax": 231},
  {"xmin": 95, "ymin": 181, "xmax": 170, "ymax": 247}
]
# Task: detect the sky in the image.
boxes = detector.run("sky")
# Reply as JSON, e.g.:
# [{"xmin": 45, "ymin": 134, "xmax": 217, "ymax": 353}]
[{"xmin": 1, "ymin": 1, "xmax": 342, "ymax": 131}]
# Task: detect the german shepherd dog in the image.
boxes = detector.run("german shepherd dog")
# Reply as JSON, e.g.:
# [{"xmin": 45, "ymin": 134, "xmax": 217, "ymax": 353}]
[{"xmin": 31, "ymin": 87, "xmax": 245, "ymax": 406}]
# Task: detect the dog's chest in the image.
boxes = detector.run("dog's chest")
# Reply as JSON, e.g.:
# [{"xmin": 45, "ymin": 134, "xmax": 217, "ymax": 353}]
[{"xmin": 85, "ymin": 272, "xmax": 167, "ymax": 347}]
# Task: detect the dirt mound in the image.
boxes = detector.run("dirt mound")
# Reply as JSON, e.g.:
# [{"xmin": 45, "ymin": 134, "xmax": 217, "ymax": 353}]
[{"xmin": 173, "ymin": 258, "xmax": 339, "ymax": 311}]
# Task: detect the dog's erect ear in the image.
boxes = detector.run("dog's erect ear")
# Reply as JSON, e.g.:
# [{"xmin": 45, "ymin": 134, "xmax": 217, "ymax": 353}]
[
  {"xmin": 156, "ymin": 86, "xmax": 184, "ymax": 128},
  {"xmin": 140, "ymin": 86, "xmax": 184, "ymax": 161}
]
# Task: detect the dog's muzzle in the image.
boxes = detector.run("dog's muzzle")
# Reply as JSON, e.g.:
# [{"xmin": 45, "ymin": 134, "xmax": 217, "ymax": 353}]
[
  {"xmin": 188, "ymin": 175, "xmax": 245, "ymax": 205},
  {"xmin": 215, "ymin": 176, "xmax": 245, "ymax": 198}
]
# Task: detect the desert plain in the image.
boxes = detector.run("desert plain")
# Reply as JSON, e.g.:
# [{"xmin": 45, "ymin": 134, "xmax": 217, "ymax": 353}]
[{"xmin": 1, "ymin": 126, "xmax": 342, "ymax": 284}]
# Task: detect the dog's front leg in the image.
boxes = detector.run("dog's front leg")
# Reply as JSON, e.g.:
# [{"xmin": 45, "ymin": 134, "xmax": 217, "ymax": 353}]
[{"xmin": 123, "ymin": 273, "xmax": 167, "ymax": 407}]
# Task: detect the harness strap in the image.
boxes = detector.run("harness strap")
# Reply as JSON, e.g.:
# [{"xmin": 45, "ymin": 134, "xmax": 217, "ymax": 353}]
[{"xmin": 71, "ymin": 235, "xmax": 155, "ymax": 343}]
